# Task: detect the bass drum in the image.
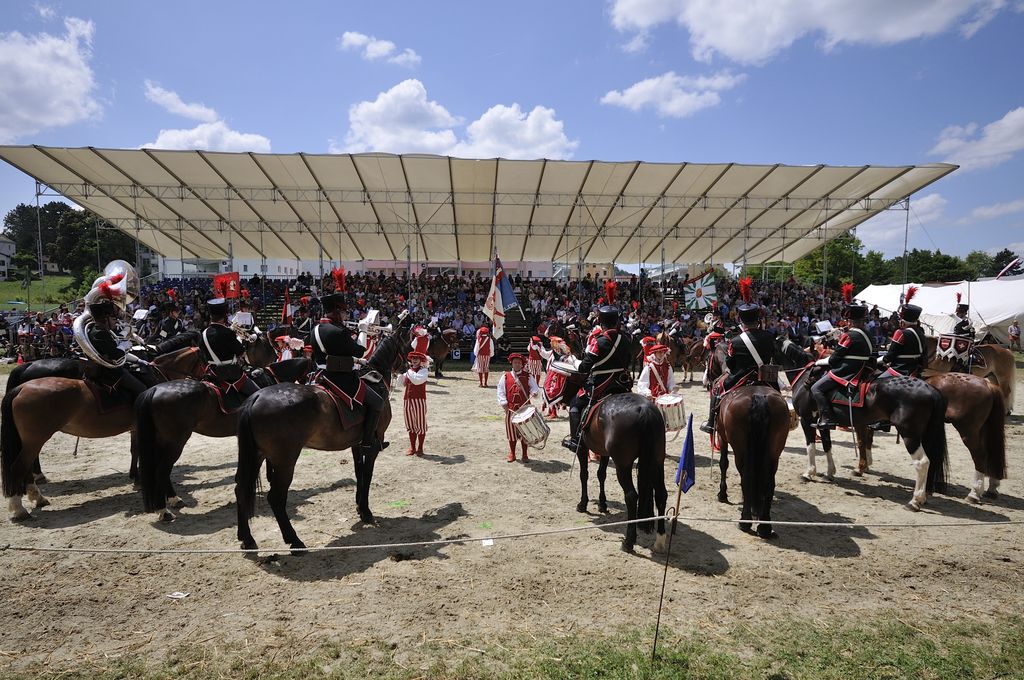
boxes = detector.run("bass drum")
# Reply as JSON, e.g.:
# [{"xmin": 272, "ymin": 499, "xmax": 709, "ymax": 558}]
[
  {"xmin": 655, "ymin": 393, "xmax": 686, "ymax": 432},
  {"xmin": 511, "ymin": 405, "xmax": 550, "ymax": 448}
]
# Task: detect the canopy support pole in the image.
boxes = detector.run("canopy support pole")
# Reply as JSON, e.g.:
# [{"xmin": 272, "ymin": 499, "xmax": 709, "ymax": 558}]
[{"xmin": 34, "ymin": 183, "xmax": 45, "ymax": 281}]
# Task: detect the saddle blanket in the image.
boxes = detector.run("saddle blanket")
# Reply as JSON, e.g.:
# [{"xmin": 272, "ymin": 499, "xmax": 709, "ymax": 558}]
[
  {"xmin": 85, "ymin": 378, "xmax": 134, "ymax": 414},
  {"xmin": 312, "ymin": 373, "xmax": 367, "ymax": 431}
]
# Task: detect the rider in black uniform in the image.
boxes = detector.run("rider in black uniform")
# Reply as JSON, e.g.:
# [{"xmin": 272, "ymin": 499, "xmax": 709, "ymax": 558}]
[
  {"xmin": 82, "ymin": 298, "xmax": 148, "ymax": 400},
  {"xmin": 311, "ymin": 292, "xmax": 389, "ymax": 456},
  {"xmin": 810, "ymin": 302, "xmax": 874, "ymax": 429},
  {"xmin": 883, "ymin": 303, "xmax": 927, "ymax": 377},
  {"xmin": 291, "ymin": 305, "xmax": 312, "ymax": 341},
  {"xmin": 700, "ymin": 302, "xmax": 777, "ymax": 433},
  {"xmin": 953, "ymin": 299, "xmax": 975, "ymax": 338},
  {"xmin": 561, "ymin": 305, "xmax": 633, "ymax": 451},
  {"xmin": 199, "ymin": 298, "xmax": 258, "ymax": 398},
  {"xmin": 158, "ymin": 302, "xmax": 184, "ymax": 341}
]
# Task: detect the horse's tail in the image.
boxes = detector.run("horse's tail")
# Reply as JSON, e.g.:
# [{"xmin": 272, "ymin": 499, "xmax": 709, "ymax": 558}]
[
  {"xmin": 923, "ymin": 392, "xmax": 949, "ymax": 494},
  {"xmin": 235, "ymin": 395, "xmax": 261, "ymax": 520},
  {"xmin": 1, "ymin": 387, "xmax": 24, "ymax": 498},
  {"xmin": 743, "ymin": 394, "xmax": 774, "ymax": 520},
  {"xmin": 636, "ymin": 402, "xmax": 666, "ymax": 533},
  {"xmin": 981, "ymin": 383, "xmax": 1007, "ymax": 480},
  {"xmin": 136, "ymin": 387, "xmax": 166, "ymax": 512}
]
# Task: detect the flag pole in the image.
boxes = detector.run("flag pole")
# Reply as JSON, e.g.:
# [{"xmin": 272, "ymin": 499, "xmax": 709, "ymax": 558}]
[{"xmin": 651, "ymin": 467, "xmax": 685, "ymax": 663}]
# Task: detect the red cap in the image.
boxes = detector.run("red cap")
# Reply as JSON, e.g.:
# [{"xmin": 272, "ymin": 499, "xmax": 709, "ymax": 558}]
[
  {"xmin": 531, "ymin": 335, "xmax": 541, "ymax": 342},
  {"xmin": 408, "ymin": 351, "xmax": 427, "ymax": 362},
  {"xmin": 646, "ymin": 344, "xmax": 669, "ymax": 355},
  {"xmin": 479, "ymin": 327, "xmax": 489, "ymax": 334},
  {"xmin": 508, "ymin": 352, "xmax": 525, "ymax": 362}
]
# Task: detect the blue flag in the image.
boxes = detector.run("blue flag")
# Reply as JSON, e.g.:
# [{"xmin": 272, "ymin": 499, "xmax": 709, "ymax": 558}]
[
  {"xmin": 482, "ymin": 255, "xmax": 520, "ymax": 339},
  {"xmin": 675, "ymin": 413, "xmax": 696, "ymax": 492}
]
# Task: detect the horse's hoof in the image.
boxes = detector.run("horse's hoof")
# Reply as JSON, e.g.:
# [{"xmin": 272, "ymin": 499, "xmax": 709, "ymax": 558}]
[
  {"xmin": 33, "ymin": 496, "xmax": 50, "ymax": 509},
  {"xmin": 757, "ymin": 526, "xmax": 778, "ymax": 540},
  {"xmin": 32, "ymin": 474, "xmax": 48, "ymax": 485},
  {"xmin": 652, "ymin": 533, "xmax": 668, "ymax": 554},
  {"xmin": 800, "ymin": 473, "xmax": 813, "ymax": 483},
  {"xmin": 10, "ymin": 510, "xmax": 31, "ymax": 522},
  {"xmin": 598, "ymin": 503, "xmax": 609, "ymax": 514},
  {"xmin": 289, "ymin": 540, "xmax": 307, "ymax": 556},
  {"xmin": 576, "ymin": 502, "xmax": 588, "ymax": 513},
  {"xmin": 851, "ymin": 469, "xmax": 863, "ymax": 477},
  {"xmin": 738, "ymin": 522, "xmax": 755, "ymax": 534},
  {"xmin": 158, "ymin": 509, "xmax": 175, "ymax": 523},
  {"xmin": 966, "ymin": 492, "xmax": 982, "ymax": 505},
  {"xmin": 166, "ymin": 496, "xmax": 184, "ymax": 509},
  {"xmin": 906, "ymin": 500, "xmax": 923, "ymax": 512},
  {"xmin": 359, "ymin": 512, "xmax": 376, "ymax": 524},
  {"xmin": 240, "ymin": 538, "xmax": 258, "ymax": 551},
  {"xmin": 717, "ymin": 492, "xmax": 728, "ymax": 504},
  {"xmin": 983, "ymin": 489, "xmax": 1000, "ymax": 500},
  {"xmin": 620, "ymin": 541, "xmax": 635, "ymax": 553}
]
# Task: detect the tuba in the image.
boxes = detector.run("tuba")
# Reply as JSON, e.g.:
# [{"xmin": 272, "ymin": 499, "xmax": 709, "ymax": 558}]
[{"xmin": 73, "ymin": 261, "xmax": 140, "ymax": 369}]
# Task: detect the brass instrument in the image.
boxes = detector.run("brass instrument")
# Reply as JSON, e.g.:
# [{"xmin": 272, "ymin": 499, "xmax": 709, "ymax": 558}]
[{"xmin": 73, "ymin": 260, "xmax": 140, "ymax": 369}]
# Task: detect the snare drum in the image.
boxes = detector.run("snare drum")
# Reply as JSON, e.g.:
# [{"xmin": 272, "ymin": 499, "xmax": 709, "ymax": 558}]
[
  {"xmin": 655, "ymin": 393, "xmax": 686, "ymax": 432},
  {"xmin": 544, "ymin": 361, "xmax": 585, "ymax": 407},
  {"xmin": 511, "ymin": 405, "xmax": 551, "ymax": 448}
]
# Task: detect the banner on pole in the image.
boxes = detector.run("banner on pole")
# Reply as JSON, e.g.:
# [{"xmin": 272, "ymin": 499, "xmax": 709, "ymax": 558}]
[
  {"xmin": 683, "ymin": 270, "xmax": 716, "ymax": 309},
  {"xmin": 482, "ymin": 255, "xmax": 520, "ymax": 339}
]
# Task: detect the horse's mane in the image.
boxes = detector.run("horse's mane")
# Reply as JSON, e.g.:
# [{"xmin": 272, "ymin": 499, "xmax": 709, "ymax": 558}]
[
  {"xmin": 366, "ymin": 329, "xmax": 404, "ymax": 376},
  {"xmin": 152, "ymin": 330, "xmax": 198, "ymax": 356}
]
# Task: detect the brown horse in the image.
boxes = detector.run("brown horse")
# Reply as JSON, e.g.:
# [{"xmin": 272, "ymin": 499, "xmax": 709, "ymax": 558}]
[
  {"xmin": 1, "ymin": 347, "xmax": 205, "ymax": 520},
  {"xmin": 715, "ymin": 385, "xmax": 790, "ymax": 538},
  {"xmin": 925, "ymin": 372, "xmax": 1006, "ymax": 503},
  {"xmin": 923, "ymin": 337, "xmax": 1016, "ymax": 414},
  {"xmin": 574, "ymin": 392, "xmax": 668, "ymax": 553},
  {"xmin": 234, "ymin": 322, "xmax": 408, "ymax": 553},
  {"xmin": 426, "ymin": 329, "xmax": 460, "ymax": 378},
  {"xmin": 136, "ymin": 358, "xmax": 314, "ymax": 521},
  {"xmin": 673, "ymin": 336, "xmax": 707, "ymax": 382},
  {"xmin": 704, "ymin": 340, "xmax": 728, "ymax": 391}
]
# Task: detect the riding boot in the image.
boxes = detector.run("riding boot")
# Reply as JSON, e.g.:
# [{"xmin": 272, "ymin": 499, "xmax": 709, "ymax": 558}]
[
  {"xmin": 700, "ymin": 394, "xmax": 719, "ymax": 434},
  {"xmin": 811, "ymin": 375, "xmax": 840, "ymax": 430},
  {"xmin": 358, "ymin": 402, "xmax": 389, "ymax": 455},
  {"xmin": 561, "ymin": 403, "xmax": 583, "ymax": 451}
]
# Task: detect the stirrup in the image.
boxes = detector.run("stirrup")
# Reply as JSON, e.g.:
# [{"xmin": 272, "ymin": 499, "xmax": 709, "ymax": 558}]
[
  {"xmin": 561, "ymin": 436, "xmax": 579, "ymax": 451},
  {"xmin": 699, "ymin": 420, "xmax": 715, "ymax": 434},
  {"xmin": 868, "ymin": 421, "xmax": 891, "ymax": 432},
  {"xmin": 815, "ymin": 418, "xmax": 837, "ymax": 430}
]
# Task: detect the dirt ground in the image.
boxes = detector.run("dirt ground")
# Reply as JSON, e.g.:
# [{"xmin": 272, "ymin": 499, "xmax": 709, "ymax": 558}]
[{"xmin": 1, "ymin": 363, "xmax": 1022, "ymax": 671}]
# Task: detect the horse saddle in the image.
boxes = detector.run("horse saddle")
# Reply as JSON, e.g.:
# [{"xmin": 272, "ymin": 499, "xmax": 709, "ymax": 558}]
[
  {"xmin": 84, "ymin": 377, "xmax": 135, "ymax": 414},
  {"xmin": 830, "ymin": 378, "xmax": 873, "ymax": 409},
  {"xmin": 202, "ymin": 366, "xmax": 257, "ymax": 414},
  {"xmin": 311, "ymin": 372, "xmax": 368, "ymax": 431}
]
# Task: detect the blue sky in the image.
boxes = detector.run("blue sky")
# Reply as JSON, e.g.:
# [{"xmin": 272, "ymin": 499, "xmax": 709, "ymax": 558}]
[{"xmin": 1, "ymin": 0, "xmax": 1022, "ymax": 261}]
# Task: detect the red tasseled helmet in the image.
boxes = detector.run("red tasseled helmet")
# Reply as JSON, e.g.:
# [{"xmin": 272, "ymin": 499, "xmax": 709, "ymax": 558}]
[{"xmin": 738, "ymin": 277, "xmax": 753, "ymax": 303}]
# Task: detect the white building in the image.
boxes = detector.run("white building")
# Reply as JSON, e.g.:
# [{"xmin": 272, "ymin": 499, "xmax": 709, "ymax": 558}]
[{"xmin": 0, "ymin": 236, "xmax": 15, "ymax": 281}]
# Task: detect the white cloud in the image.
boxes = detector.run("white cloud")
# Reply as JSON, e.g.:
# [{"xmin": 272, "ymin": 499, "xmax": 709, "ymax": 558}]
[
  {"xmin": 141, "ymin": 121, "xmax": 271, "ymax": 153},
  {"xmin": 857, "ymin": 192, "xmax": 947, "ymax": 250},
  {"xmin": 610, "ymin": 0, "xmax": 1006, "ymax": 63},
  {"xmin": 621, "ymin": 31, "xmax": 649, "ymax": 53},
  {"xmin": 600, "ymin": 71, "xmax": 745, "ymax": 118},
  {"xmin": 335, "ymin": 79, "xmax": 578, "ymax": 159},
  {"xmin": 338, "ymin": 31, "xmax": 421, "ymax": 67},
  {"xmin": 966, "ymin": 198, "xmax": 1024, "ymax": 220},
  {"xmin": 144, "ymin": 80, "xmax": 218, "ymax": 122},
  {"xmin": 986, "ymin": 242, "xmax": 1024, "ymax": 256},
  {"xmin": 35, "ymin": 4, "xmax": 56, "ymax": 19},
  {"xmin": 451, "ymin": 104, "xmax": 578, "ymax": 159},
  {"xmin": 929, "ymin": 107, "xmax": 1024, "ymax": 171},
  {"xmin": 0, "ymin": 17, "xmax": 101, "ymax": 143}
]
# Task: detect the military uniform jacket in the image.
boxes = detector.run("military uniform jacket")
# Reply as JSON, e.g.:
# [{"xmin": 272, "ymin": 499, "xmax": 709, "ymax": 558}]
[
  {"xmin": 884, "ymin": 325, "xmax": 926, "ymax": 376},
  {"xmin": 827, "ymin": 326, "xmax": 874, "ymax": 382},
  {"xmin": 311, "ymin": 321, "xmax": 366, "ymax": 393},
  {"xmin": 84, "ymin": 322, "xmax": 128, "ymax": 380},
  {"xmin": 159, "ymin": 317, "xmax": 184, "ymax": 340},
  {"xmin": 292, "ymin": 316, "xmax": 312, "ymax": 340},
  {"xmin": 577, "ymin": 329, "xmax": 632, "ymax": 396},
  {"xmin": 953, "ymin": 317, "xmax": 975, "ymax": 337},
  {"xmin": 724, "ymin": 329, "xmax": 777, "ymax": 389},
  {"xmin": 200, "ymin": 322, "xmax": 245, "ymax": 365}
]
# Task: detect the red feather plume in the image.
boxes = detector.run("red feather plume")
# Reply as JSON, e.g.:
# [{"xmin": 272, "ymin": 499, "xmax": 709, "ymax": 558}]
[
  {"xmin": 738, "ymin": 277, "xmax": 753, "ymax": 303},
  {"xmin": 332, "ymin": 267, "xmax": 346, "ymax": 293},
  {"xmin": 905, "ymin": 286, "xmax": 918, "ymax": 304},
  {"xmin": 604, "ymin": 280, "xmax": 617, "ymax": 304},
  {"xmin": 955, "ymin": 292, "xmax": 962, "ymax": 304},
  {"xmin": 842, "ymin": 283, "xmax": 855, "ymax": 304}
]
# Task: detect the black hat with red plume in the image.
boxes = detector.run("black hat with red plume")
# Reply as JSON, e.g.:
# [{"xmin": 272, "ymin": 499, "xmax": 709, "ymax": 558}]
[
  {"xmin": 736, "ymin": 277, "xmax": 760, "ymax": 325},
  {"xmin": 603, "ymin": 280, "xmax": 617, "ymax": 305},
  {"xmin": 319, "ymin": 267, "xmax": 348, "ymax": 310},
  {"xmin": 900, "ymin": 285, "xmax": 922, "ymax": 322},
  {"xmin": 842, "ymin": 282, "xmax": 868, "ymax": 320},
  {"xmin": 955, "ymin": 291, "xmax": 969, "ymax": 315}
]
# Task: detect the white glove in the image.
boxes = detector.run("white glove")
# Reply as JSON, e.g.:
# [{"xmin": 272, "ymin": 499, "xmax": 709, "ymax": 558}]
[{"xmin": 814, "ymin": 358, "xmax": 830, "ymax": 367}]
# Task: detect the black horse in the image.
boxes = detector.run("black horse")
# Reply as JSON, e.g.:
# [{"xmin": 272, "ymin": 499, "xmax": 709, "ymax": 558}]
[
  {"xmin": 776, "ymin": 336, "xmax": 949, "ymax": 510},
  {"xmin": 234, "ymin": 319, "xmax": 409, "ymax": 553},
  {"xmin": 575, "ymin": 392, "xmax": 669, "ymax": 553},
  {"xmin": 136, "ymin": 357, "xmax": 314, "ymax": 521}
]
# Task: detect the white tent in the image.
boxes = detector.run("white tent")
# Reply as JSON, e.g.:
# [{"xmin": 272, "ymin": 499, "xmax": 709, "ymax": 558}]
[
  {"xmin": 0, "ymin": 146, "xmax": 956, "ymax": 265},
  {"xmin": 857, "ymin": 275, "xmax": 1024, "ymax": 344}
]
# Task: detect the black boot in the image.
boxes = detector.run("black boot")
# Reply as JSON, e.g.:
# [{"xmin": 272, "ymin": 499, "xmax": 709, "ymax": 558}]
[
  {"xmin": 561, "ymin": 404, "xmax": 583, "ymax": 451},
  {"xmin": 359, "ymin": 403, "xmax": 389, "ymax": 454},
  {"xmin": 700, "ymin": 395, "xmax": 719, "ymax": 434},
  {"xmin": 815, "ymin": 407, "xmax": 839, "ymax": 430}
]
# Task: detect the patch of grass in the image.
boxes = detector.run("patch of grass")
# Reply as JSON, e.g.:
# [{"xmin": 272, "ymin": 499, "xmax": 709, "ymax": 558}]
[
  {"xmin": 0, "ymin": 275, "xmax": 75, "ymax": 311},
  {"xmin": 10, "ymin": 614, "xmax": 1024, "ymax": 679}
]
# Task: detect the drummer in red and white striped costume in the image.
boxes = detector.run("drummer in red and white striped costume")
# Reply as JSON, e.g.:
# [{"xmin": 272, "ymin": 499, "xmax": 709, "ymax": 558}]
[
  {"xmin": 526, "ymin": 335, "xmax": 544, "ymax": 381},
  {"xmin": 472, "ymin": 325, "xmax": 495, "ymax": 387},
  {"xmin": 399, "ymin": 351, "xmax": 430, "ymax": 456},
  {"xmin": 540, "ymin": 335, "xmax": 575, "ymax": 418},
  {"xmin": 410, "ymin": 324, "xmax": 430, "ymax": 356},
  {"xmin": 497, "ymin": 353, "xmax": 541, "ymax": 463},
  {"xmin": 636, "ymin": 344, "xmax": 674, "ymax": 400}
]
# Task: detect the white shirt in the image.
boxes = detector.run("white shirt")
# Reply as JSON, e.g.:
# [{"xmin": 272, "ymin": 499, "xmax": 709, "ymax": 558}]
[
  {"xmin": 398, "ymin": 366, "xmax": 429, "ymax": 387},
  {"xmin": 636, "ymin": 360, "xmax": 675, "ymax": 397},
  {"xmin": 496, "ymin": 371, "xmax": 540, "ymax": 408}
]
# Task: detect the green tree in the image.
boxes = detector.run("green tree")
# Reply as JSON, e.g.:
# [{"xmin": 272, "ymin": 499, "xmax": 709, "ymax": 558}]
[
  {"xmin": 793, "ymin": 232, "xmax": 864, "ymax": 288},
  {"xmin": 857, "ymin": 249, "xmax": 892, "ymax": 287},
  {"xmin": 50, "ymin": 209, "xmax": 138, "ymax": 288},
  {"xmin": 2, "ymin": 202, "xmax": 75, "ymax": 268},
  {"xmin": 11, "ymin": 251, "xmax": 38, "ymax": 273},
  {"xmin": 964, "ymin": 250, "xmax": 994, "ymax": 280},
  {"xmin": 987, "ymin": 248, "xmax": 1023, "ymax": 277}
]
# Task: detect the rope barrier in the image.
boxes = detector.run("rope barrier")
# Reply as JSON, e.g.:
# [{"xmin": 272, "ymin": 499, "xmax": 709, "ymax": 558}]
[{"xmin": 1, "ymin": 513, "xmax": 1020, "ymax": 557}]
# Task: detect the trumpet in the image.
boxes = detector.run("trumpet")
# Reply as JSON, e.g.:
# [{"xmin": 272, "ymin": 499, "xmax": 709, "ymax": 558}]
[
  {"xmin": 230, "ymin": 321, "xmax": 259, "ymax": 344},
  {"xmin": 343, "ymin": 320, "xmax": 394, "ymax": 336}
]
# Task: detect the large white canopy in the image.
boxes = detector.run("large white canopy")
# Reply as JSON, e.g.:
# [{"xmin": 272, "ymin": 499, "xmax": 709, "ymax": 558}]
[
  {"xmin": 0, "ymin": 146, "xmax": 956, "ymax": 265},
  {"xmin": 858, "ymin": 276, "xmax": 1024, "ymax": 344}
]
